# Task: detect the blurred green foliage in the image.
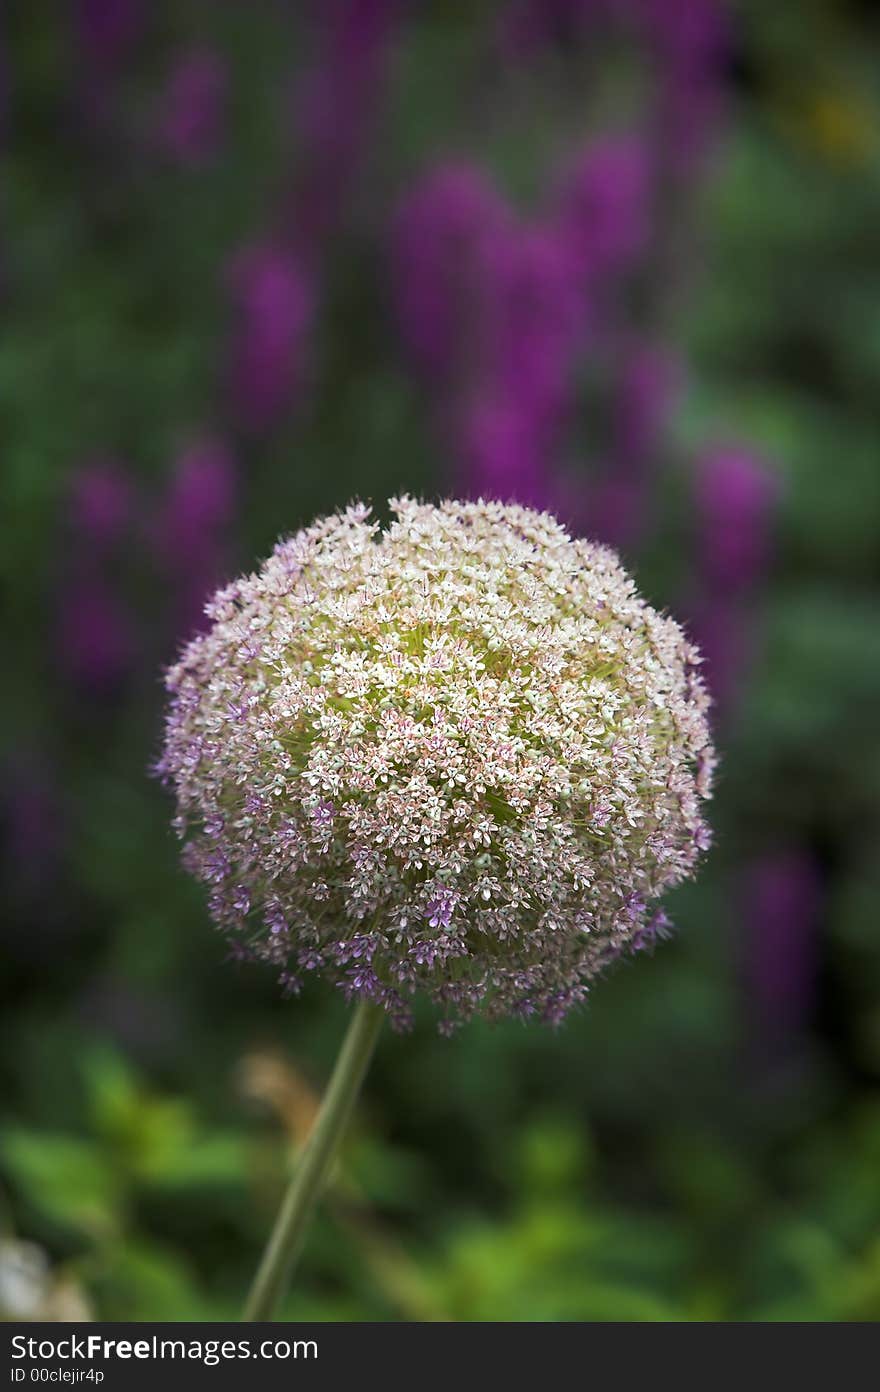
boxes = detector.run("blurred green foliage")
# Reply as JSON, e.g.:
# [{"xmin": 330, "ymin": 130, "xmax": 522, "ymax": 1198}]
[{"xmin": 3, "ymin": 1047, "xmax": 880, "ymax": 1319}]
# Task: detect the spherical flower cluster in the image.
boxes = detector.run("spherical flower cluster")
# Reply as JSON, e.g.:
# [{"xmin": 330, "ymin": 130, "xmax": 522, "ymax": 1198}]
[{"xmin": 158, "ymin": 498, "xmax": 715, "ymax": 1031}]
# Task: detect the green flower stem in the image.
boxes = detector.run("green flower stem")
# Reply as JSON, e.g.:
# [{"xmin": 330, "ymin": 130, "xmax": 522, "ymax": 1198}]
[{"xmin": 243, "ymin": 998, "xmax": 384, "ymax": 1321}]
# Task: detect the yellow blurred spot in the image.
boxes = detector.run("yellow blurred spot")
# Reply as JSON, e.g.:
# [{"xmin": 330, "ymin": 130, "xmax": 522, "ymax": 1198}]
[
  {"xmin": 798, "ymin": 89, "xmax": 876, "ymax": 165},
  {"xmin": 237, "ymin": 1049, "xmax": 320, "ymax": 1144}
]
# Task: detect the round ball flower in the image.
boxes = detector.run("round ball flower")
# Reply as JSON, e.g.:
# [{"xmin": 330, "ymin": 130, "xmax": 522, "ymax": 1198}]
[{"xmin": 158, "ymin": 497, "xmax": 715, "ymax": 1031}]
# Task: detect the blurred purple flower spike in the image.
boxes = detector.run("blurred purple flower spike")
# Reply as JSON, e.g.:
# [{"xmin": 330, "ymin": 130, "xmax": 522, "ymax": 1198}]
[
  {"xmin": 394, "ymin": 165, "xmax": 592, "ymax": 515},
  {"xmin": 612, "ymin": 340, "xmax": 682, "ymax": 469},
  {"xmin": 69, "ymin": 459, "xmax": 134, "ymax": 546},
  {"xmin": 162, "ymin": 439, "xmax": 236, "ymax": 554},
  {"xmin": 391, "ymin": 163, "xmax": 509, "ymax": 385},
  {"xmin": 642, "ymin": 0, "xmax": 728, "ymax": 67},
  {"xmin": 290, "ymin": 0, "xmax": 399, "ymax": 249},
  {"xmin": 227, "ymin": 243, "xmax": 313, "ymax": 431},
  {"xmin": 158, "ymin": 438, "xmax": 237, "ymax": 638},
  {"xmin": 485, "ymin": 223, "xmax": 586, "ymax": 442},
  {"xmin": 745, "ymin": 849, "xmax": 822, "ymax": 1044},
  {"xmin": 555, "ymin": 135, "xmax": 652, "ymax": 286},
  {"xmin": 73, "ymin": 0, "xmax": 146, "ymax": 130},
  {"xmin": 695, "ymin": 445, "xmax": 779, "ymax": 591},
  {"xmin": 60, "ymin": 459, "xmax": 137, "ymax": 690},
  {"xmin": 641, "ymin": 0, "xmax": 730, "ymax": 173},
  {"xmin": 59, "ymin": 573, "xmax": 133, "ymax": 691},
  {"xmin": 586, "ymin": 341, "xmax": 682, "ymax": 547},
  {"xmin": 685, "ymin": 446, "xmax": 777, "ymax": 710},
  {"xmin": 459, "ymin": 400, "xmax": 548, "ymax": 510},
  {"xmin": 319, "ymin": 0, "xmax": 398, "ymax": 78},
  {"xmin": 499, "ymin": 0, "xmax": 624, "ymax": 57},
  {"xmin": 456, "ymin": 219, "xmax": 589, "ymax": 512},
  {"xmin": 587, "ymin": 470, "xmax": 649, "ymax": 551},
  {"xmin": 157, "ymin": 47, "xmax": 227, "ymax": 167},
  {"xmin": 75, "ymin": 0, "xmax": 144, "ymax": 73},
  {"xmin": 689, "ymin": 601, "xmax": 750, "ymax": 710}
]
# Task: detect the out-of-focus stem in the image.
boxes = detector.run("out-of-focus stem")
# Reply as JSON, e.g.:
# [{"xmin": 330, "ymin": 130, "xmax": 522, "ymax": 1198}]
[{"xmin": 243, "ymin": 998, "xmax": 383, "ymax": 1321}]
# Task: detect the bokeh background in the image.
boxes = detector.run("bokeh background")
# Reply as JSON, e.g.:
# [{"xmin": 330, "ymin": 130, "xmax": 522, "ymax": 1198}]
[{"xmin": 3, "ymin": 0, "xmax": 880, "ymax": 1322}]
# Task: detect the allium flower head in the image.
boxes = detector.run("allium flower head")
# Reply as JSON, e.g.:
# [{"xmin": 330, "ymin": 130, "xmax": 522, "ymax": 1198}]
[{"xmin": 159, "ymin": 498, "xmax": 715, "ymax": 1030}]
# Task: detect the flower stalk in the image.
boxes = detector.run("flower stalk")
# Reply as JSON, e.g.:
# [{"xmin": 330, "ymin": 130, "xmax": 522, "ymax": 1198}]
[{"xmin": 243, "ymin": 998, "xmax": 384, "ymax": 1321}]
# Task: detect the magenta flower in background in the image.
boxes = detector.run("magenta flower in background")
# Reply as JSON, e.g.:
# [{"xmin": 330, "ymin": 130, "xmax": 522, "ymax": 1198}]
[
  {"xmin": 640, "ymin": 0, "xmax": 730, "ymax": 174},
  {"xmin": 499, "ymin": 0, "xmax": 624, "ymax": 58},
  {"xmin": 390, "ymin": 8, "xmax": 734, "ymax": 555},
  {"xmin": 586, "ymin": 341, "xmax": 681, "ymax": 547},
  {"xmin": 483, "ymin": 223, "xmax": 586, "ymax": 445},
  {"xmin": 391, "ymin": 163, "xmax": 509, "ymax": 386},
  {"xmin": 74, "ymin": 0, "xmax": 144, "ymax": 73},
  {"xmin": 160, "ymin": 438, "xmax": 236, "ymax": 554},
  {"xmin": 555, "ymin": 135, "xmax": 652, "ymax": 289},
  {"xmin": 611, "ymin": 339, "xmax": 681, "ymax": 469},
  {"xmin": 695, "ymin": 445, "xmax": 779, "ymax": 592},
  {"xmin": 155, "ymin": 438, "xmax": 236, "ymax": 639},
  {"xmin": 393, "ymin": 164, "xmax": 592, "ymax": 513},
  {"xmin": 58, "ymin": 572, "xmax": 134, "ymax": 691},
  {"xmin": 689, "ymin": 445, "xmax": 779, "ymax": 708},
  {"xmin": 744, "ymin": 849, "xmax": 822, "ymax": 1045},
  {"xmin": 156, "ymin": 47, "xmax": 227, "ymax": 167},
  {"xmin": 288, "ymin": 0, "xmax": 399, "ymax": 252},
  {"xmin": 640, "ymin": 0, "xmax": 728, "ymax": 74},
  {"xmin": 586, "ymin": 470, "xmax": 650, "ymax": 551},
  {"xmin": 69, "ymin": 458, "xmax": 134, "ymax": 547},
  {"xmin": 73, "ymin": 0, "xmax": 146, "ymax": 130},
  {"xmin": 226, "ymin": 243, "xmax": 313, "ymax": 432},
  {"xmin": 59, "ymin": 459, "xmax": 138, "ymax": 690},
  {"xmin": 58, "ymin": 441, "xmax": 238, "ymax": 688},
  {"xmin": 458, "ymin": 400, "xmax": 549, "ymax": 511},
  {"xmin": 689, "ymin": 601, "xmax": 752, "ymax": 712},
  {"xmin": 455, "ymin": 219, "xmax": 589, "ymax": 511}
]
